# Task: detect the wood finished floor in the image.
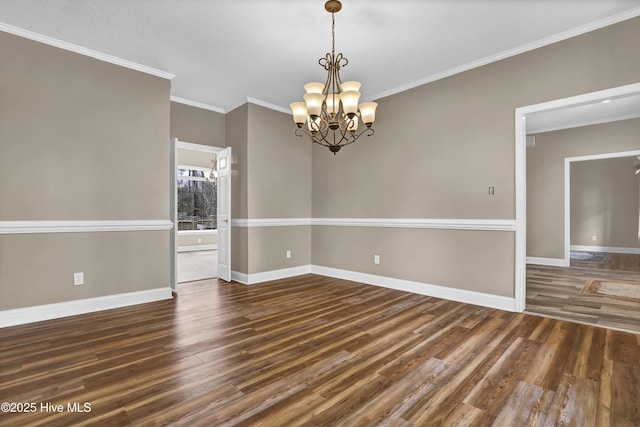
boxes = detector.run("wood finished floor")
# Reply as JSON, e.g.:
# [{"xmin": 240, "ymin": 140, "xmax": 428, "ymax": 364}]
[
  {"xmin": 527, "ymin": 253, "xmax": 640, "ymax": 334},
  {"xmin": 2, "ymin": 275, "xmax": 640, "ymax": 426},
  {"xmin": 570, "ymin": 252, "xmax": 640, "ymax": 273}
]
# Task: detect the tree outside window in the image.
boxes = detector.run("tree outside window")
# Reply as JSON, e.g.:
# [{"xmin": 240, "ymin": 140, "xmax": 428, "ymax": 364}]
[{"xmin": 177, "ymin": 167, "xmax": 217, "ymax": 231}]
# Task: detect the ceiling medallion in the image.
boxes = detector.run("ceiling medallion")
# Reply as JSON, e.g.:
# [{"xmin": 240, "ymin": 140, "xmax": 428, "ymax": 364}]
[{"xmin": 290, "ymin": 0, "xmax": 378, "ymax": 154}]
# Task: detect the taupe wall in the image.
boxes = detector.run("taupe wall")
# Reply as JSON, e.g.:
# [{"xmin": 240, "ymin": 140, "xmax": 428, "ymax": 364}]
[
  {"xmin": 0, "ymin": 232, "xmax": 169, "ymax": 309},
  {"xmin": 0, "ymin": 32, "xmax": 171, "ymax": 310},
  {"xmin": 245, "ymin": 104, "xmax": 312, "ymax": 274},
  {"xmin": 527, "ymin": 118, "xmax": 640, "ymax": 258},
  {"xmin": 247, "ymin": 104, "xmax": 311, "ymax": 219},
  {"xmin": 225, "ymin": 104, "xmax": 249, "ymax": 273},
  {"xmin": 571, "ymin": 156, "xmax": 640, "ymax": 249},
  {"xmin": 312, "ymin": 17, "xmax": 640, "ymax": 297},
  {"xmin": 170, "ymin": 101, "xmax": 225, "ymax": 147},
  {"xmin": 312, "ymin": 227, "xmax": 514, "ymax": 296}
]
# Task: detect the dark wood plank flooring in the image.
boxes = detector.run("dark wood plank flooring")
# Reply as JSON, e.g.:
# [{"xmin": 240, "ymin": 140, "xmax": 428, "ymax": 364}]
[
  {"xmin": 2, "ymin": 275, "xmax": 640, "ymax": 425},
  {"xmin": 570, "ymin": 252, "xmax": 640, "ymax": 272},
  {"xmin": 527, "ymin": 253, "xmax": 640, "ymax": 334}
]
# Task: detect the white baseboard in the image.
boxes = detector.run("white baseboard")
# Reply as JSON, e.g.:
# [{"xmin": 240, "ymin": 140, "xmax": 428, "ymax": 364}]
[
  {"xmin": 310, "ymin": 265, "xmax": 517, "ymax": 312},
  {"xmin": 0, "ymin": 287, "xmax": 173, "ymax": 328},
  {"xmin": 526, "ymin": 257, "xmax": 569, "ymax": 267},
  {"xmin": 231, "ymin": 265, "xmax": 312, "ymax": 285},
  {"xmin": 570, "ymin": 245, "xmax": 640, "ymax": 255},
  {"xmin": 177, "ymin": 244, "xmax": 217, "ymax": 253},
  {"xmin": 231, "ymin": 264, "xmax": 516, "ymax": 311},
  {"xmin": 3, "ymin": 260, "xmax": 520, "ymax": 328}
]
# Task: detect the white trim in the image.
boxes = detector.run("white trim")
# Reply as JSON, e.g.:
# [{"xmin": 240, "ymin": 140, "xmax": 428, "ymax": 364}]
[
  {"xmin": 516, "ymin": 83, "xmax": 640, "ymax": 117},
  {"xmin": 232, "ymin": 218, "xmax": 312, "ymax": 227},
  {"xmin": 225, "ymin": 98, "xmax": 249, "ymax": 114},
  {"xmin": 514, "ymin": 110, "xmax": 527, "ymax": 312},
  {"xmin": 0, "ymin": 22, "xmax": 174, "ymax": 80},
  {"xmin": 246, "ymin": 97, "xmax": 292, "ymax": 115},
  {"xmin": 515, "ymin": 83, "xmax": 640, "ymax": 313},
  {"xmin": 565, "ymin": 150, "xmax": 640, "ymax": 163},
  {"xmin": 177, "ymin": 229, "xmax": 218, "ymax": 236},
  {"xmin": 229, "ymin": 264, "xmax": 515, "ymax": 311},
  {"xmin": 0, "ymin": 220, "xmax": 173, "ymax": 235},
  {"xmin": 231, "ymin": 218, "xmax": 515, "ymax": 231},
  {"xmin": 176, "ymin": 140, "xmax": 222, "ymax": 153},
  {"xmin": 370, "ymin": 8, "xmax": 640, "ymax": 101},
  {"xmin": 178, "ymin": 244, "xmax": 217, "ymax": 252},
  {"xmin": 0, "ymin": 287, "xmax": 173, "ymax": 328},
  {"xmin": 231, "ymin": 265, "xmax": 312, "ymax": 285},
  {"xmin": 230, "ymin": 271, "xmax": 249, "ymax": 284},
  {"xmin": 529, "ymin": 112, "xmax": 640, "ymax": 134},
  {"xmin": 570, "ymin": 245, "xmax": 640, "ymax": 255},
  {"xmin": 564, "ymin": 157, "xmax": 571, "ymax": 269},
  {"xmin": 311, "ymin": 265, "xmax": 517, "ymax": 312},
  {"xmin": 526, "ymin": 257, "xmax": 568, "ymax": 267},
  {"xmin": 170, "ymin": 96, "xmax": 225, "ymax": 114},
  {"xmin": 224, "ymin": 97, "xmax": 293, "ymax": 115},
  {"xmin": 313, "ymin": 218, "xmax": 515, "ymax": 231}
]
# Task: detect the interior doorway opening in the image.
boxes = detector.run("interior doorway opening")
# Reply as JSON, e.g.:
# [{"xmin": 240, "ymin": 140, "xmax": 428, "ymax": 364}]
[
  {"xmin": 515, "ymin": 82, "xmax": 640, "ymax": 311},
  {"xmin": 171, "ymin": 140, "xmax": 224, "ymax": 288},
  {"xmin": 515, "ymin": 82, "xmax": 640, "ymax": 332}
]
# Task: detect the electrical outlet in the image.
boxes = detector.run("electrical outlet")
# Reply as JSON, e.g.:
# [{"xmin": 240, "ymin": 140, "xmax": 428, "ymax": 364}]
[
  {"xmin": 374, "ymin": 255, "xmax": 380, "ymax": 265},
  {"xmin": 286, "ymin": 250, "xmax": 292, "ymax": 259},
  {"xmin": 74, "ymin": 272, "xmax": 84, "ymax": 286},
  {"xmin": 197, "ymin": 238, "xmax": 202, "ymax": 243},
  {"xmin": 592, "ymin": 235, "xmax": 598, "ymax": 241}
]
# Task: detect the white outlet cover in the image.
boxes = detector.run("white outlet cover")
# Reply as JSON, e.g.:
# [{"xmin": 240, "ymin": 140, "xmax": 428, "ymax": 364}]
[{"xmin": 74, "ymin": 272, "xmax": 84, "ymax": 286}]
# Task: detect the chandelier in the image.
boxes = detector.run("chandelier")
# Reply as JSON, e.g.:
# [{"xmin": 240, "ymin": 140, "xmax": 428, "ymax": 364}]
[{"xmin": 290, "ymin": 0, "xmax": 378, "ymax": 154}]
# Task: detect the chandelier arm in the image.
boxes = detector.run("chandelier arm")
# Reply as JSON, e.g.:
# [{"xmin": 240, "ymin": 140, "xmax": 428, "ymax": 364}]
[{"xmin": 346, "ymin": 128, "xmax": 374, "ymax": 143}]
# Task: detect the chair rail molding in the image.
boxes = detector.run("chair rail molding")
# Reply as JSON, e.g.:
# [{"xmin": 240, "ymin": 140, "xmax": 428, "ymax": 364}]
[
  {"xmin": 0, "ymin": 220, "xmax": 174, "ymax": 234},
  {"xmin": 231, "ymin": 218, "xmax": 515, "ymax": 231}
]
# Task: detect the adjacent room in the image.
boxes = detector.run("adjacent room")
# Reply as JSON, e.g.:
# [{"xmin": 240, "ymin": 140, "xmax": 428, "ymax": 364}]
[
  {"xmin": 525, "ymin": 97, "xmax": 640, "ymax": 332},
  {"xmin": 1, "ymin": 1, "xmax": 640, "ymax": 425}
]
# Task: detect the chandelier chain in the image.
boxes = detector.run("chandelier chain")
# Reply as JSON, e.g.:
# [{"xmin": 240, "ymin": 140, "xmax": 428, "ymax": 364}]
[{"xmin": 331, "ymin": 11, "xmax": 335, "ymax": 58}]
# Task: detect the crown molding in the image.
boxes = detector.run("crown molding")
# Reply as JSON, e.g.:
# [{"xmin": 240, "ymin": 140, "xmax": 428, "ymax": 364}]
[
  {"xmin": 0, "ymin": 22, "xmax": 175, "ymax": 80},
  {"xmin": 246, "ymin": 97, "xmax": 292, "ymax": 115},
  {"xmin": 224, "ymin": 97, "xmax": 292, "ymax": 115},
  {"xmin": 170, "ymin": 96, "xmax": 225, "ymax": 114},
  {"xmin": 370, "ymin": 7, "xmax": 640, "ymax": 101}
]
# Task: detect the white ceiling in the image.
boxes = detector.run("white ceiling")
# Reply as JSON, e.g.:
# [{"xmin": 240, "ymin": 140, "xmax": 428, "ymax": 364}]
[{"xmin": 1, "ymin": 0, "xmax": 640, "ymax": 114}]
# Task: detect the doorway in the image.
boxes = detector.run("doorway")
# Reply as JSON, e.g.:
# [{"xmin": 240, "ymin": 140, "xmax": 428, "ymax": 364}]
[
  {"xmin": 515, "ymin": 82, "xmax": 640, "ymax": 331},
  {"xmin": 170, "ymin": 139, "xmax": 226, "ymax": 289}
]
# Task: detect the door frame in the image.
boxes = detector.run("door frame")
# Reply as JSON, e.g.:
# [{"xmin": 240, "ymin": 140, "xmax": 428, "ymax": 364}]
[
  {"xmin": 170, "ymin": 138, "xmax": 225, "ymax": 290},
  {"xmin": 564, "ymin": 150, "xmax": 640, "ymax": 265},
  {"xmin": 216, "ymin": 147, "xmax": 232, "ymax": 282},
  {"xmin": 514, "ymin": 82, "xmax": 640, "ymax": 312}
]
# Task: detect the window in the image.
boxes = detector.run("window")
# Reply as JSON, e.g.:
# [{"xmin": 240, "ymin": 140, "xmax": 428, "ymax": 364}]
[{"xmin": 177, "ymin": 166, "xmax": 217, "ymax": 231}]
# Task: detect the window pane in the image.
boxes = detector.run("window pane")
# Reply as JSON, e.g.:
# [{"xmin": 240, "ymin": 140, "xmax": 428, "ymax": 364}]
[{"xmin": 177, "ymin": 170, "xmax": 217, "ymax": 231}]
